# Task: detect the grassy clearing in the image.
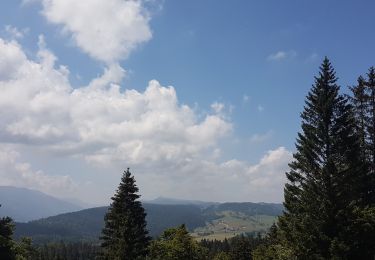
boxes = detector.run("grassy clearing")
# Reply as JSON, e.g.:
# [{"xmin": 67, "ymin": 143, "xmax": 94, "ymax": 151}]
[{"xmin": 191, "ymin": 211, "xmax": 277, "ymax": 241}]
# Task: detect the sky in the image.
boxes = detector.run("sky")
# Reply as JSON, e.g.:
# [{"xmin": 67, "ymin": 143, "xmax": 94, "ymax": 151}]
[{"xmin": 0, "ymin": 0, "xmax": 375, "ymax": 205}]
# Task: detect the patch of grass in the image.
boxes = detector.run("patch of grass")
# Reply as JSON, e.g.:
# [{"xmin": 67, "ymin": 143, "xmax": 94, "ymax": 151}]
[{"xmin": 191, "ymin": 211, "xmax": 277, "ymax": 241}]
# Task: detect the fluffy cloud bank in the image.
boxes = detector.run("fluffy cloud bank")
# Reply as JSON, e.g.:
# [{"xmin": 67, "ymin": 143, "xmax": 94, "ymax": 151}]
[
  {"xmin": 0, "ymin": 37, "xmax": 231, "ymax": 167},
  {"xmin": 0, "ymin": 34, "xmax": 292, "ymax": 202},
  {"xmin": 36, "ymin": 0, "xmax": 152, "ymax": 63}
]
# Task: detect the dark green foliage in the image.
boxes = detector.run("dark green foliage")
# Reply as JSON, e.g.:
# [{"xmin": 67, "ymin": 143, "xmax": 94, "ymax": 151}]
[
  {"xmin": 279, "ymin": 58, "xmax": 374, "ymax": 259},
  {"xmin": 0, "ymin": 204, "xmax": 39, "ymax": 259},
  {"xmin": 0, "ymin": 204, "xmax": 16, "ymax": 259},
  {"xmin": 366, "ymin": 67, "xmax": 375, "ymax": 176},
  {"xmin": 148, "ymin": 224, "xmax": 208, "ymax": 260},
  {"xmin": 36, "ymin": 242, "xmax": 100, "ymax": 260},
  {"xmin": 200, "ymin": 234, "xmax": 263, "ymax": 260},
  {"xmin": 251, "ymin": 224, "xmax": 295, "ymax": 260},
  {"xmin": 100, "ymin": 168, "xmax": 151, "ymax": 260},
  {"xmin": 252, "ymin": 243, "xmax": 294, "ymax": 260},
  {"xmin": 228, "ymin": 235, "xmax": 256, "ymax": 260},
  {"xmin": 350, "ymin": 67, "xmax": 375, "ymax": 204},
  {"xmin": 212, "ymin": 251, "xmax": 231, "ymax": 260},
  {"xmin": 349, "ymin": 76, "xmax": 368, "ymax": 157},
  {"xmin": 13, "ymin": 237, "xmax": 39, "ymax": 260},
  {"xmin": 200, "ymin": 238, "xmax": 231, "ymax": 258}
]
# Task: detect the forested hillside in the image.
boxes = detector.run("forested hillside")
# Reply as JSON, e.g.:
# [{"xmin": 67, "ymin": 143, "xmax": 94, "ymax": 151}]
[{"xmin": 14, "ymin": 202, "xmax": 281, "ymax": 244}]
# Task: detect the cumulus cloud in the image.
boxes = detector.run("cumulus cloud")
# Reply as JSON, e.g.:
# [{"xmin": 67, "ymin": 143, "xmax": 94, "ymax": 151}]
[
  {"xmin": 36, "ymin": 0, "xmax": 152, "ymax": 63},
  {"xmin": 0, "ymin": 146, "xmax": 76, "ymax": 196},
  {"xmin": 0, "ymin": 36, "xmax": 293, "ymax": 202},
  {"xmin": 267, "ymin": 50, "xmax": 297, "ymax": 61},
  {"xmin": 139, "ymin": 147, "xmax": 292, "ymax": 202},
  {"xmin": 0, "ymin": 37, "xmax": 231, "ymax": 168}
]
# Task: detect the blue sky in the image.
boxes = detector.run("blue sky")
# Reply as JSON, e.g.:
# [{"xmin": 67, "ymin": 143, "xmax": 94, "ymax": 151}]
[{"xmin": 0, "ymin": 0, "xmax": 374, "ymax": 204}]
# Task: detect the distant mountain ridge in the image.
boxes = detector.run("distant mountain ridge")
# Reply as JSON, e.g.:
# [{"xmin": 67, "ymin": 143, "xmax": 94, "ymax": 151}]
[
  {"xmin": 14, "ymin": 201, "xmax": 283, "ymax": 244},
  {"xmin": 15, "ymin": 203, "xmax": 207, "ymax": 243},
  {"xmin": 145, "ymin": 196, "xmax": 217, "ymax": 208},
  {"xmin": 205, "ymin": 202, "xmax": 284, "ymax": 216},
  {"xmin": 0, "ymin": 186, "xmax": 82, "ymax": 222},
  {"xmin": 1, "ymin": 186, "xmax": 284, "ymax": 243}
]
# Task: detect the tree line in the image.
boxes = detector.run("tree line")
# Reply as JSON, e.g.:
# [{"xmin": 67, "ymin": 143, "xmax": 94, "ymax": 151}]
[{"xmin": 1, "ymin": 58, "xmax": 375, "ymax": 259}]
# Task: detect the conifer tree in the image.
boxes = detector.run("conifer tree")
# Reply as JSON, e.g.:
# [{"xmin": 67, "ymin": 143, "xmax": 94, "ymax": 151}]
[
  {"xmin": 279, "ymin": 58, "xmax": 374, "ymax": 259},
  {"xmin": 100, "ymin": 168, "xmax": 150, "ymax": 260},
  {"xmin": 0, "ymin": 205, "xmax": 16, "ymax": 260},
  {"xmin": 349, "ymin": 76, "xmax": 368, "ymax": 158},
  {"xmin": 364, "ymin": 67, "xmax": 375, "ymax": 205},
  {"xmin": 349, "ymin": 67, "xmax": 375, "ymax": 204},
  {"xmin": 366, "ymin": 67, "xmax": 375, "ymax": 176}
]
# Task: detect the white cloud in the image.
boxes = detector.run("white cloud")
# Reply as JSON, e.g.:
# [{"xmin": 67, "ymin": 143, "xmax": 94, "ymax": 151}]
[
  {"xmin": 0, "ymin": 37, "xmax": 231, "ymax": 169},
  {"xmin": 0, "ymin": 146, "xmax": 76, "ymax": 197},
  {"xmin": 267, "ymin": 50, "xmax": 297, "ymax": 61},
  {"xmin": 0, "ymin": 36, "xmax": 292, "ymax": 203},
  {"xmin": 37, "ymin": 0, "xmax": 152, "ymax": 63},
  {"xmin": 0, "ymin": 39, "xmax": 26, "ymax": 81},
  {"xmin": 242, "ymin": 94, "xmax": 250, "ymax": 103},
  {"xmin": 211, "ymin": 102, "xmax": 225, "ymax": 114},
  {"xmin": 4, "ymin": 25, "xmax": 29, "ymax": 39},
  {"xmin": 139, "ymin": 147, "xmax": 292, "ymax": 202}
]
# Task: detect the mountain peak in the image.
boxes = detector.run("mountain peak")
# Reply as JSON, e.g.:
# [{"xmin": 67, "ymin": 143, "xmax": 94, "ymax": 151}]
[{"xmin": 0, "ymin": 186, "xmax": 82, "ymax": 222}]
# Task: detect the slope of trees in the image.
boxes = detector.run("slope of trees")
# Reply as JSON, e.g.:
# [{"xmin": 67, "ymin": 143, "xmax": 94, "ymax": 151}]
[
  {"xmin": 199, "ymin": 234, "xmax": 264, "ymax": 260},
  {"xmin": 37, "ymin": 242, "xmax": 100, "ymax": 260},
  {"xmin": 100, "ymin": 168, "xmax": 151, "ymax": 259}
]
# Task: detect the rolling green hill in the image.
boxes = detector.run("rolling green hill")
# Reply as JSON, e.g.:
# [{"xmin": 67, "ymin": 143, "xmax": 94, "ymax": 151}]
[
  {"xmin": 191, "ymin": 202, "xmax": 282, "ymax": 240},
  {"xmin": 14, "ymin": 202, "xmax": 283, "ymax": 243}
]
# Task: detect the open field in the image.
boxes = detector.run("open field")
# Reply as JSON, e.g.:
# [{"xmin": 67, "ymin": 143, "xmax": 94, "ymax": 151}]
[{"xmin": 191, "ymin": 211, "xmax": 277, "ymax": 241}]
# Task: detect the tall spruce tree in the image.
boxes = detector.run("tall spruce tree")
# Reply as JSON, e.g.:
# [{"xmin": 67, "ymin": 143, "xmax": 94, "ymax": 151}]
[
  {"xmin": 349, "ymin": 76, "xmax": 368, "ymax": 158},
  {"xmin": 365, "ymin": 67, "xmax": 375, "ymax": 205},
  {"xmin": 100, "ymin": 168, "xmax": 150, "ymax": 260},
  {"xmin": 349, "ymin": 67, "xmax": 375, "ymax": 204},
  {"xmin": 279, "ymin": 58, "xmax": 374, "ymax": 259},
  {"xmin": 366, "ymin": 67, "xmax": 375, "ymax": 176}
]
